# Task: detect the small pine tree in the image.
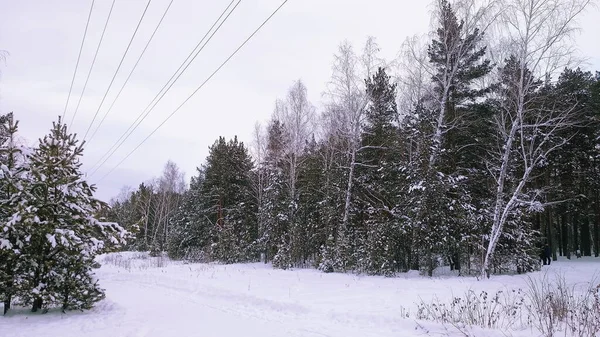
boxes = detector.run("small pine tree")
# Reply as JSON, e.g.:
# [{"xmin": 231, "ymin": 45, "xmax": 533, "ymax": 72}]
[
  {"xmin": 22, "ymin": 118, "xmax": 127, "ymax": 311},
  {"xmin": 272, "ymin": 237, "xmax": 292, "ymax": 270},
  {"xmin": 318, "ymin": 234, "xmax": 336, "ymax": 273},
  {"xmin": 0, "ymin": 114, "xmax": 32, "ymax": 314}
]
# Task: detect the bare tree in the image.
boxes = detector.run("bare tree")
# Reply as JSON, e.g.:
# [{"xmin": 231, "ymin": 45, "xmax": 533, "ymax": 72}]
[
  {"xmin": 135, "ymin": 182, "xmax": 154, "ymax": 250},
  {"xmin": 275, "ymin": 80, "xmax": 316, "ymax": 205},
  {"xmin": 325, "ymin": 41, "xmax": 364, "ymax": 236},
  {"xmin": 394, "ymin": 36, "xmax": 433, "ymax": 121},
  {"xmin": 321, "ymin": 38, "xmax": 385, "ymax": 255},
  {"xmin": 0, "ymin": 50, "xmax": 7, "ymax": 75},
  {"xmin": 150, "ymin": 160, "xmax": 186, "ymax": 253},
  {"xmin": 250, "ymin": 122, "xmax": 268, "ymax": 253},
  {"xmin": 113, "ymin": 185, "xmax": 133, "ymax": 204},
  {"xmin": 481, "ymin": 0, "xmax": 593, "ymax": 278}
]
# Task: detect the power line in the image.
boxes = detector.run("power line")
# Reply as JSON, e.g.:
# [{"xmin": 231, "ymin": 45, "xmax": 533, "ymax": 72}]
[
  {"xmin": 69, "ymin": 0, "xmax": 117, "ymax": 129},
  {"xmin": 62, "ymin": 0, "xmax": 95, "ymax": 123},
  {"xmin": 82, "ymin": 0, "xmax": 153, "ymax": 143},
  {"xmin": 85, "ymin": 0, "xmax": 175, "ymax": 145},
  {"xmin": 94, "ymin": 0, "xmax": 290, "ymax": 184},
  {"xmin": 87, "ymin": 0, "xmax": 240, "ymax": 177},
  {"xmin": 88, "ymin": 0, "xmax": 239, "ymax": 176}
]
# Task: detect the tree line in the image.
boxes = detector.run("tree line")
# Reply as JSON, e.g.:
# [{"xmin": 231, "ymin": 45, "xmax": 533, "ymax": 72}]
[{"xmin": 103, "ymin": 0, "xmax": 600, "ymax": 278}]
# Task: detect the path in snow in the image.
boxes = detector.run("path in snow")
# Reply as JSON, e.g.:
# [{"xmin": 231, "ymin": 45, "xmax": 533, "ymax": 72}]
[{"xmin": 1, "ymin": 253, "xmax": 598, "ymax": 337}]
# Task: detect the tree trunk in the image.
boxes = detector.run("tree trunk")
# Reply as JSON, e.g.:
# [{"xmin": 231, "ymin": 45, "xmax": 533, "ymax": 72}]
[
  {"xmin": 32, "ymin": 298, "xmax": 43, "ymax": 312},
  {"xmin": 427, "ymin": 251, "xmax": 434, "ymax": 277},
  {"xmin": 548, "ymin": 209, "xmax": 557, "ymax": 261},
  {"xmin": 341, "ymin": 149, "xmax": 356, "ymax": 235},
  {"xmin": 582, "ymin": 217, "xmax": 591, "ymax": 256},
  {"xmin": 3, "ymin": 296, "xmax": 11, "ymax": 315},
  {"xmin": 594, "ymin": 200, "xmax": 600, "ymax": 257},
  {"xmin": 558, "ymin": 213, "xmax": 564, "ymax": 257},
  {"xmin": 562, "ymin": 213, "xmax": 570, "ymax": 259}
]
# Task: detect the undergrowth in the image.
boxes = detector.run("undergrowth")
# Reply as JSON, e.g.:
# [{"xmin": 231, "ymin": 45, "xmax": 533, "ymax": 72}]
[{"xmin": 412, "ymin": 272, "xmax": 600, "ymax": 336}]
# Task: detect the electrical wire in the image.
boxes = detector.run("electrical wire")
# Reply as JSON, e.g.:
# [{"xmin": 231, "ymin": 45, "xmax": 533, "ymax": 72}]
[
  {"xmin": 82, "ymin": 0, "xmax": 153, "ymax": 143},
  {"xmin": 86, "ymin": 0, "xmax": 240, "ymax": 176},
  {"xmin": 85, "ymin": 0, "xmax": 175, "ymax": 145},
  {"xmin": 62, "ymin": 0, "xmax": 95, "ymax": 124},
  {"xmin": 94, "ymin": 0, "xmax": 289, "ymax": 184},
  {"xmin": 69, "ymin": 0, "xmax": 117, "ymax": 129}
]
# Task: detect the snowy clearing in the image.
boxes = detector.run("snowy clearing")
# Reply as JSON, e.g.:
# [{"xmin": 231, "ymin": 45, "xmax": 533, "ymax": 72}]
[{"xmin": 1, "ymin": 253, "xmax": 599, "ymax": 337}]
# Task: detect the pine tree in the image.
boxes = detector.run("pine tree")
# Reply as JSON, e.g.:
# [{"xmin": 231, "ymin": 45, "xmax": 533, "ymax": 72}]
[
  {"xmin": 544, "ymin": 69, "xmax": 598, "ymax": 259},
  {"xmin": 0, "ymin": 114, "xmax": 32, "ymax": 314},
  {"xmin": 272, "ymin": 237, "xmax": 292, "ymax": 270},
  {"xmin": 318, "ymin": 234, "xmax": 336, "ymax": 273},
  {"xmin": 406, "ymin": 0, "xmax": 492, "ymax": 276},
  {"xmin": 312, "ymin": 132, "xmax": 347, "ymax": 271},
  {"xmin": 355, "ymin": 67, "xmax": 403, "ymax": 276},
  {"xmin": 22, "ymin": 118, "xmax": 127, "ymax": 311},
  {"xmin": 293, "ymin": 137, "xmax": 326, "ymax": 267},
  {"xmin": 167, "ymin": 171, "xmax": 209, "ymax": 261},
  {"xmin": 201, "ymin": 136, "xmax": 257, "ymax": 263},
  {"xmin": 259, "ymin": 120, "xmax": 290, "ymax": 265}
]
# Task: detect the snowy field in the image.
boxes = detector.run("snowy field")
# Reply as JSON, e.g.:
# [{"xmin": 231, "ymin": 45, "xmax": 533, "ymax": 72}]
[{"xmin": 1, "ymin": 253, "xmax": 598, "ymax": 337}]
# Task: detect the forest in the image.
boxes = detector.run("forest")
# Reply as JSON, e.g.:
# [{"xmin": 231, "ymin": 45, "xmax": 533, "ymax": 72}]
[{"xmin": 94, "ymin": 0, "xmax": 600, "ymax": 278}]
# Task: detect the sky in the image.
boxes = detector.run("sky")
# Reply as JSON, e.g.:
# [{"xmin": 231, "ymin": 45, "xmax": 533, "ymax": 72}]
[{"xmin": 0, "ymin": 0, "xmax": 599, "ymax": 202}]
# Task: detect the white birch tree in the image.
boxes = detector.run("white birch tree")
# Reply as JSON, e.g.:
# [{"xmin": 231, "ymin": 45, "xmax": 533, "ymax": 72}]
[
  {"xmin": 481, "ymin": 0, "xmax": 593, "ymax": 277},
  {"xmin": 276, "ymin": 81, "xmax": 316, "ymax": 209},
  {"xmin": 321, "ymin": 38, "xmax": 384, "ymax": 269}
]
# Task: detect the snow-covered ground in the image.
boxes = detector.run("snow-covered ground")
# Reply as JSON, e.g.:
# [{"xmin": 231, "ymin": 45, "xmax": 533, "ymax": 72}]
[{"xmin": 1, "ymin": 253, "xmax": 598, "ymax": 337}]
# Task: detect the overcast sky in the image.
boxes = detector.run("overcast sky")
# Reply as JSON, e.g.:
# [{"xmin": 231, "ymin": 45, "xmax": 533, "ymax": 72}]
[{"xmin": 1, "ymin": 0, "xmax": 599, "ymax": 202}]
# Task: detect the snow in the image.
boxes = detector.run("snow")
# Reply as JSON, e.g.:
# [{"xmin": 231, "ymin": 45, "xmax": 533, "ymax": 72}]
[
  {"xmin": 45, "ymin": 233, "xmax": 56, "ymax": 248},
  {"xmin": 1, "ymin": 253, "xmax": 598, "ymax": 337},
  {"xmin": 0, "ymin": 238, "xmax": 11, "ymax": 249}
]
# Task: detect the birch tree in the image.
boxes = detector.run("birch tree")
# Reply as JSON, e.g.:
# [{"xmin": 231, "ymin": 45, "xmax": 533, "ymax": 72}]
[
  {"xmin": 150, "ymin": 160, "xmax": 185, "ymax": 254},
  {"xmin": 0, "ymin": 50, "xmax": 7, "ymax": 77},
  {"xmin": 250, "ymin": 122, "xmax": 268, "ymax": 259},
  {"xmin": 481, "ymin": 0, "xmax": 593, "ymax": 277},
  {"xmin": 322, "ymin": 38, "xmax": 382, "ymax": 270},
  {"xmin": 276, "ymin": 81, "xmax": 316, "ymax": 206}
]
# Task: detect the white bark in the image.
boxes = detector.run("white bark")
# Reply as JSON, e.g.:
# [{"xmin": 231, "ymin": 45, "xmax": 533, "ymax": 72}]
[
  {"xmin": 394, "ymin": 0, "xmax": 498, "ymax": 169},
  {"xmin": 275, "ymin": 81, "xmax": 316, "ymax": 206},
  {"xmin": 429, "ymin": 0, "xmax": 497, "ymax": 168},
  {"xmin": 323, "ymin": 38, "xmax": 381, "ymax": 234},
  {"xmin": 481, "ymin": 0, "xmax": 591, "ymax": 277},
  {"xmin": 145, "ymin": 160, "xmax": 186, "ymax": 251},
  {"xmin": 251, "ymin": 122, "xmax": 267, "ymax": 238}
]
